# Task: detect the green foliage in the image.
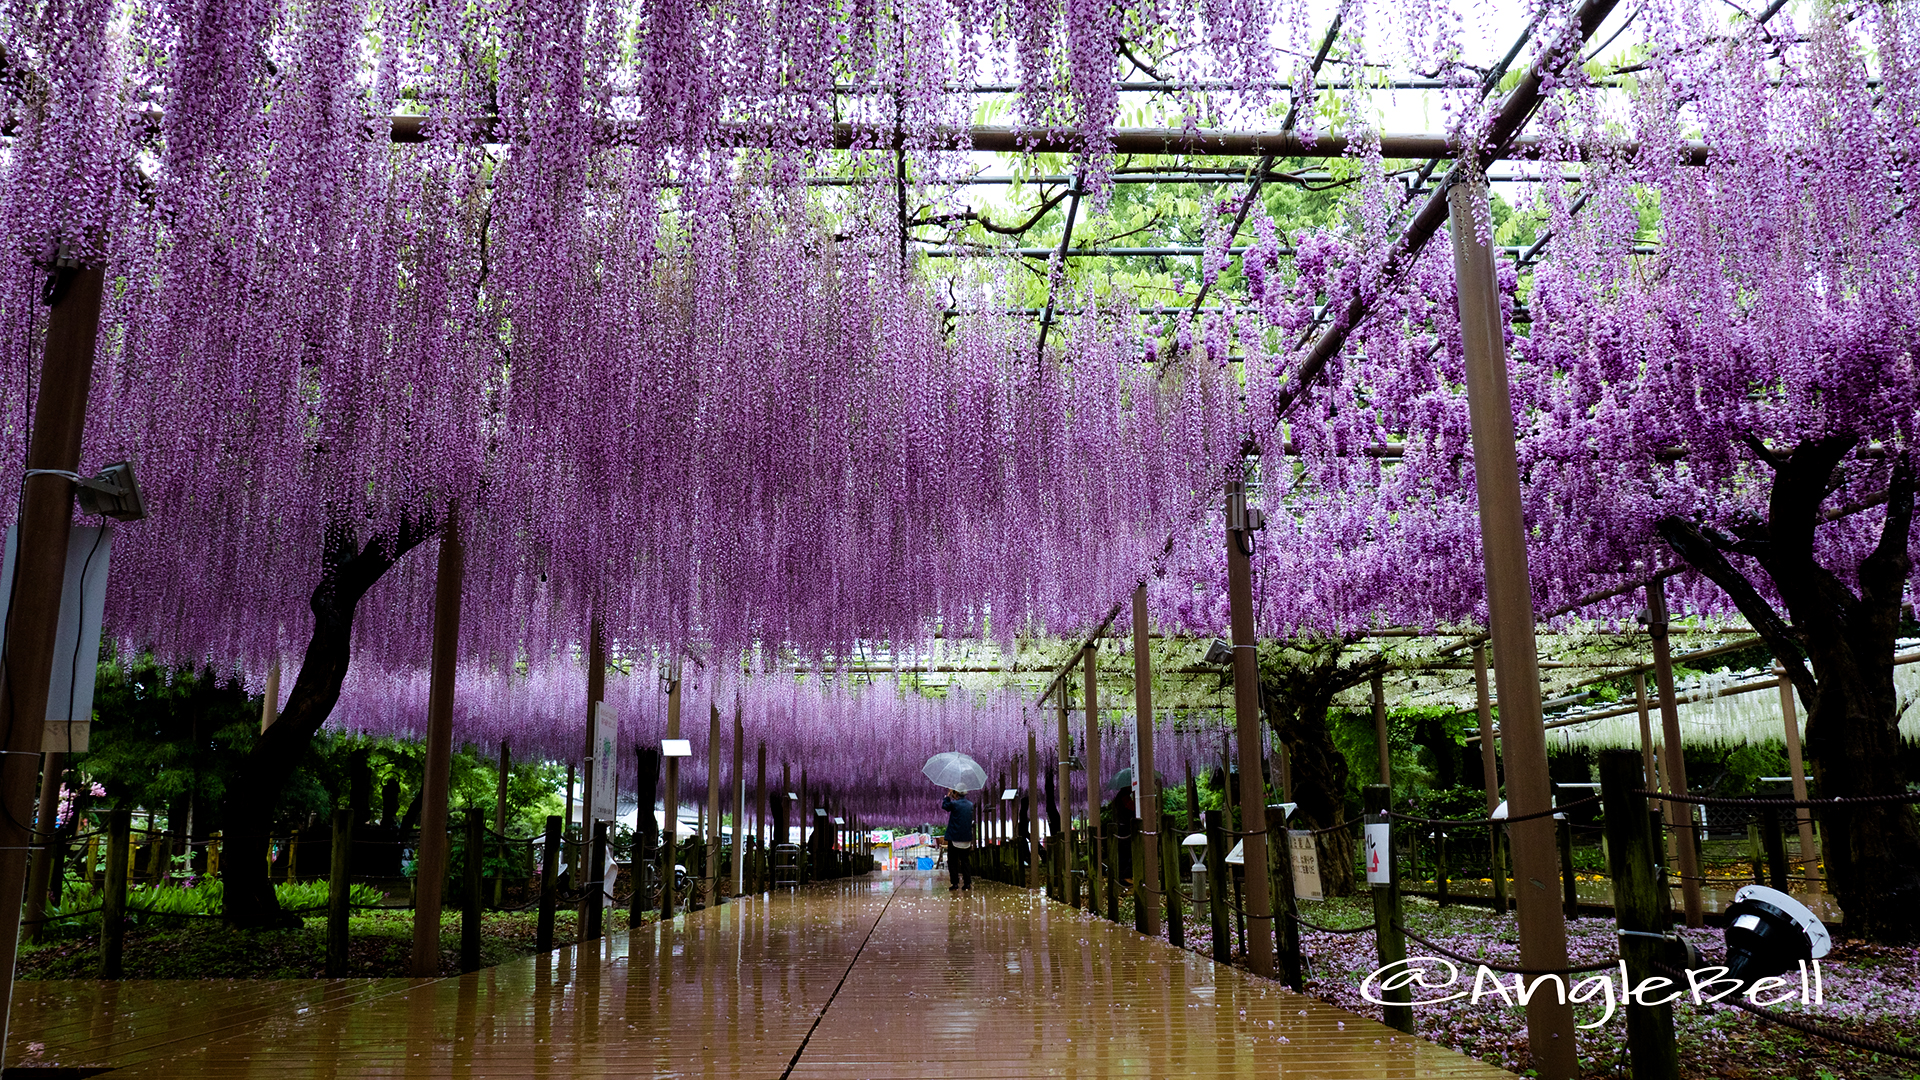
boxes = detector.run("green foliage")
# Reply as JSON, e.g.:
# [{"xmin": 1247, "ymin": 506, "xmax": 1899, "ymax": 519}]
[
  {"xmin": 41, "ymin": 878, "xmax": 385, "ymax": 933},
  {"xmin": 80, "ymin": 654, "xmax": 258, "ymax": 815}
]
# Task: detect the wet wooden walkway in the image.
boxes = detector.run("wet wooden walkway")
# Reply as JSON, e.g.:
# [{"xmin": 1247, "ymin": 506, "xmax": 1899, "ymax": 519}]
[{"xmin": 7, "ymin": 871, "xmax": 1511, "ymax": 1078}]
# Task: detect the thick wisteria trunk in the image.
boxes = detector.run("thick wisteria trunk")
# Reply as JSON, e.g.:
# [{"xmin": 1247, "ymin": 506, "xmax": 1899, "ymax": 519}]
[
  {"xmin": 222, "ymin": 514, "xmax": 435, "ymax": 928},
  {"xmin": 1258, "ymin": 644, "xmax": 1384, "ymax": 898},
  {"xmin": 1657, "ymin": 439, "xmax": 1920, "ymax": 944}
]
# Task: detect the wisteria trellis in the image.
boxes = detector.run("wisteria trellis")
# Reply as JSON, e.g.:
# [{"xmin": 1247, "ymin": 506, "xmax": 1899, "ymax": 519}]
[{"xmin": 1, "ymin": 0, "xmax": 1915, "ymax": 824}]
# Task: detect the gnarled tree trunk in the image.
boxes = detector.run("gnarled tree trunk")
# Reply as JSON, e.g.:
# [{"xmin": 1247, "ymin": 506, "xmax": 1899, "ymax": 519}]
[
  {"xmin": 1658, "ymin": 437, "xmax": 1920, "ymax": 943},
  {"xmin": 222, "ymin": 513, "xmax": 435, "ymax": 928},
  {"xmin": 1258, "ymin": 641, "xmax": 1388, "ymax": 898}
]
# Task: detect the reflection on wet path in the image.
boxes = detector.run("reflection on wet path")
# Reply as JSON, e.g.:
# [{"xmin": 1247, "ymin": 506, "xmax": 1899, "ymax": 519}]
[{"xmin": 8, "ymin": 871, "xmax": 1510, "ymax": 1078}]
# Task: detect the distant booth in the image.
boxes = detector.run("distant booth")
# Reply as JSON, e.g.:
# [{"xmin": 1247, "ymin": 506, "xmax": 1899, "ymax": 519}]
[{"xmin": 887, "ymin": 832, "xmax": 938, "ymax": 871}]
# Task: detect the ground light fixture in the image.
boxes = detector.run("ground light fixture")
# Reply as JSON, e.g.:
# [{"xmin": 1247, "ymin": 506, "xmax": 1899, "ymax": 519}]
[
  {"xmin": 1183, "ymin": 832, "xmax": 1209, "ymax": 904},
  {"xmin": 1722, "ymin": 884, "xmax": 1832, "ymax": 989}
]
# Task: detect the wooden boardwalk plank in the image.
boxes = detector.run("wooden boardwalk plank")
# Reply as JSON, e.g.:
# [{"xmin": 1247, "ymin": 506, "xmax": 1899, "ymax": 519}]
[{"xmin": 9, "ymin": 872, "xmax": 1512, "ymax": 1078}]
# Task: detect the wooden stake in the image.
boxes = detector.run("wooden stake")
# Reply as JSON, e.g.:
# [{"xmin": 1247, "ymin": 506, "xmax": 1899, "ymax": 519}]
[
  {"xmin": 1055, "ymin": 690, "xmax": 1072, "ymax": 903},
  {"xmin": 706, "ymin": 702, "xmax": 722, "ymax": 905},
  {"xmin": 537, "ymin": 815, "xmax": 559, "ymax": 950},
  {"xmin": 99, "ymin": 806, "xmax": 130, "ymax": 979},
  {"xmin": 24, "ymin": 752, "xmax": 63, "ymax": 942},
  {"xmin": 1366, "ymin": 785, "xmax": 1411, "ymax": 1033},
  {"xmin": 1451, "ymin": 177, "xmax": 1575, "ymax": 1076},
  {"xmin": 1598, "ymin": 750, "xmax": 1680, "ymax": 1080},
  {"xmin": 462, "ymin": 808, "xmax": 484, "ymax": 968},
  {"xmin": 327, "ymin": 807, "xmax": 352, "ymax": 976},
  {"xmin": 408, "ymin": 501, "xmax": 463, "ymax": 978}
]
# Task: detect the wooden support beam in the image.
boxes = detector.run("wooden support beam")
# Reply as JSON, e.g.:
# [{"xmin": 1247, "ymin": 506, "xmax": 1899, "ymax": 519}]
[{"xmin": 409, "ymin": 502, "xmax": 463, "ymax": 979}]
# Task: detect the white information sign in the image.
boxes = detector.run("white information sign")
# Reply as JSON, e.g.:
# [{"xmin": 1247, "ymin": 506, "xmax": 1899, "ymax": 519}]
[
  {"xmin": 1364, "ymin": 822, "xmax": 1392, "ymax": 885},
  {"xmin": 589, "ymin": 702, "xmax": 618, "ymax": 825},
  {"xmin": 0, "ymin": 524, "xmax": 113, "ymax": 753},
  {"xmin": 1288, "ymin": 830, "xmax": 1323, "ymax": 900},
  {"xmin": 1224, "ymin": 839, "xmax": 1245, "ymax": 866},
  {"xmin": 1129, "ymin": 712, "xmax": 1142, "ymax": 808}
]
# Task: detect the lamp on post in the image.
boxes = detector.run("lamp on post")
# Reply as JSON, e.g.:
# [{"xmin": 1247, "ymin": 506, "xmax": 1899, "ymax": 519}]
[{"xmin": 1182, "ymin": 832, "xmax": 1209, "ymax": 905}]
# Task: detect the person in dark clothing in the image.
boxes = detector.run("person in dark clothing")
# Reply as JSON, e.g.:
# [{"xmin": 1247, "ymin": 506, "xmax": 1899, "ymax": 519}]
[{"xmin": 941, "ymin": 789, "xmax": 975, "ymax": 891}]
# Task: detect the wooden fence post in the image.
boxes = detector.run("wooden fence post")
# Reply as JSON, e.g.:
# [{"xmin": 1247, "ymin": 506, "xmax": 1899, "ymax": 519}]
[
  {"xmin": 585, "ymin": 820, "xmax": 608, "ymax": 941},
  {"xmin": 1266, "ymin": 806, "xmax": 1302, "ymax": 991},
  {"xmin": 1599, "ymin": 750, "xmax": 1680, "ymax": 1080},
  {"xmin": 1161, "ymin": 812, "xmax": 1183, "ymax": 949},
  {"xmin": 100, "ymin": 807, "xmax": 130, "ymax": 979},
  {"xmin": 1558, "ymin": 816, "xmax": 1579, "ymax": 918},
  {"xmin": 1204, "ymin": 809, "xmax": 1229, "ymax": 964},
  {"xmin": 1366, "ymin": 784, "xmax": 1412, "ymax": 1034},
  {"xmin": 461, "ymin": 808, "xmax": 483, "ymax": 972},
  {"xmin": 1760, "ymin": 808, "xmax": 1789, "ymax": 893},
  {"xmin": 326, "ymin": 807, "xmax": 352, "ymax": 977},
  {"xmin": 536, "ymin": 815, "xmax": 560, "ymax": 952}
]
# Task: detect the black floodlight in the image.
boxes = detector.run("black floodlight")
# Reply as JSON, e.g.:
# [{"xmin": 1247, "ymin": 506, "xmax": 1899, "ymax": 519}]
[
  {"xmin": 1202, "ymin": 638, "xmax": 1233, "ymax": 666},
  {"xmin": 76, "ymin": 461, "xmax": 145, "ymax": 522},
  {"xmin": 1722, "ymin": 884, "xmax": 1831, "ymax": 988}
]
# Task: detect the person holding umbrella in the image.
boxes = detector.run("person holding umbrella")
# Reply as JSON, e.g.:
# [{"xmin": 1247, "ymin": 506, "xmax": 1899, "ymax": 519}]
[
  {"xmin": 941, "ymin": 788, "xmax": 976, "ymax": 892},
  {"xmin": 922, "ymin": 752, "xmax": 987, "ymax": 893}
]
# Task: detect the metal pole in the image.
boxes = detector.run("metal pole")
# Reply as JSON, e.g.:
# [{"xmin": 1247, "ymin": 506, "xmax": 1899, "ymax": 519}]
[
  {"xmin": 1083, "ymin": 647, "xmax": 1104, "ymax": 918},
  {"xmin": 1131, "ymin": 586, "xmax": 1162, "ymax": 934},
  {"xmin": 1449, "ymin": 176, "xmax": 1576, "ymax": 1078},
  {"xmin": 1226, "ymin": 477, "xmax": 1275, "ymax": 978},
  {"xmin": 1775, "ymin": 670, "xmax": 1821, "ymax": 887},
  {"xmin": 1371, "ymin": 672, "xmax": 1392, "ymax": 785},
  {"xmin": 1646, "ymin": 580, "xmax": 1703, "ymax": 927},
  {"xmin": 408, "ymin": 502, "xmax": 463, "ymax": 978},
  {"xmin": 659, "ymin": 660, "xmax": 681, "ymax": 921},
  {"xmin": 0, "ymin": 262, "xmax": 104, "ymax": 1041}
]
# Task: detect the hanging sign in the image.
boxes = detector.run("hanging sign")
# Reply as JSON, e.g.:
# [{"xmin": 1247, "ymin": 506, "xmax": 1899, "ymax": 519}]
[
  {"xmin": 1288, "ymin": 830, "xmax": 1323, "ymax": 901},
  {"xmin": 0, "ymin": 524, "xmax": 113, "ymax": 753},
  {"xmin": 1364, "ymin": 821, "xmax": 1392, "ymax": 885},
  {"xmin": 589, "ymin": 703, "xmax": 618, "ymax": 824}
]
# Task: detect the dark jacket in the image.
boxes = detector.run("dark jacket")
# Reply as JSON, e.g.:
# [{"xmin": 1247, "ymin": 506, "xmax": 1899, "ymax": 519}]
[{"xmin": 941, "ymin": 794, "xmax": 975, "ymax": 844}]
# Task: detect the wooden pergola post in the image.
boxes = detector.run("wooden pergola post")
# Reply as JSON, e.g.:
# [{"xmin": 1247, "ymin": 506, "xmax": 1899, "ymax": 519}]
[
  {"xmin": 1371, "ymin": 671, "xmax": 1392, "ymax": 785},
  {"xmin": 1082, "ymin": 647, "xmax": 1104, "ymax": 918},
  {"xmin": 1027, "ymin": 729, "xmax": 1041, "ymax": 889},
  {"xmin": 1226, "ymin": 472, "xmax": 1274, "ymax": 978},
  {"xmin": 1474, "ymin": 645, "xmax": 1507, "ymax": 912},
  {"xmin": 1646, "ymin": 580, "xmax": 1704, "ymax": 927},
  {"xmin": 409, "ymin": 501, "xmax": 463, "ymax": 978},
  {"xmin": 659, "ymin": 659, "xmax": 682, "ymax": 921},
  {"xmin": 1451, "ymin": 175, "xmax": 1576, "ymax": 1077},
  {"xmin": 1775, "ymin": 670, "xmax": 1822, "ymax": 887},
  {"xmin": 731, "ymin": 703, "xmax": 745, "ymax": 896},
  {"xmin": 1055, "ymin": 688, "xmax": 1072, "ymax": 902},
  {"xmin": 1132, "ymin": 585, "xmax": 1162, "ymax": 935},
  {"xmin": 706, "ymin": 701, "xmax": 722, "ymax": 905}
]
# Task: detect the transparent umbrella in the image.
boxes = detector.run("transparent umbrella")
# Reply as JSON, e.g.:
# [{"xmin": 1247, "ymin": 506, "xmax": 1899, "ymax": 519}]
[{"xmin": 922, "ymin": 752, "xmax": 988, "ymax": 792}]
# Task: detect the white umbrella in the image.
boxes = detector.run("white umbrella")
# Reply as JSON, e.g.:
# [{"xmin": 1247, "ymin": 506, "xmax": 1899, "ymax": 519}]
[{"xmin": 922, "ymin": 752, "xmax": 988, "ymax": 792}]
